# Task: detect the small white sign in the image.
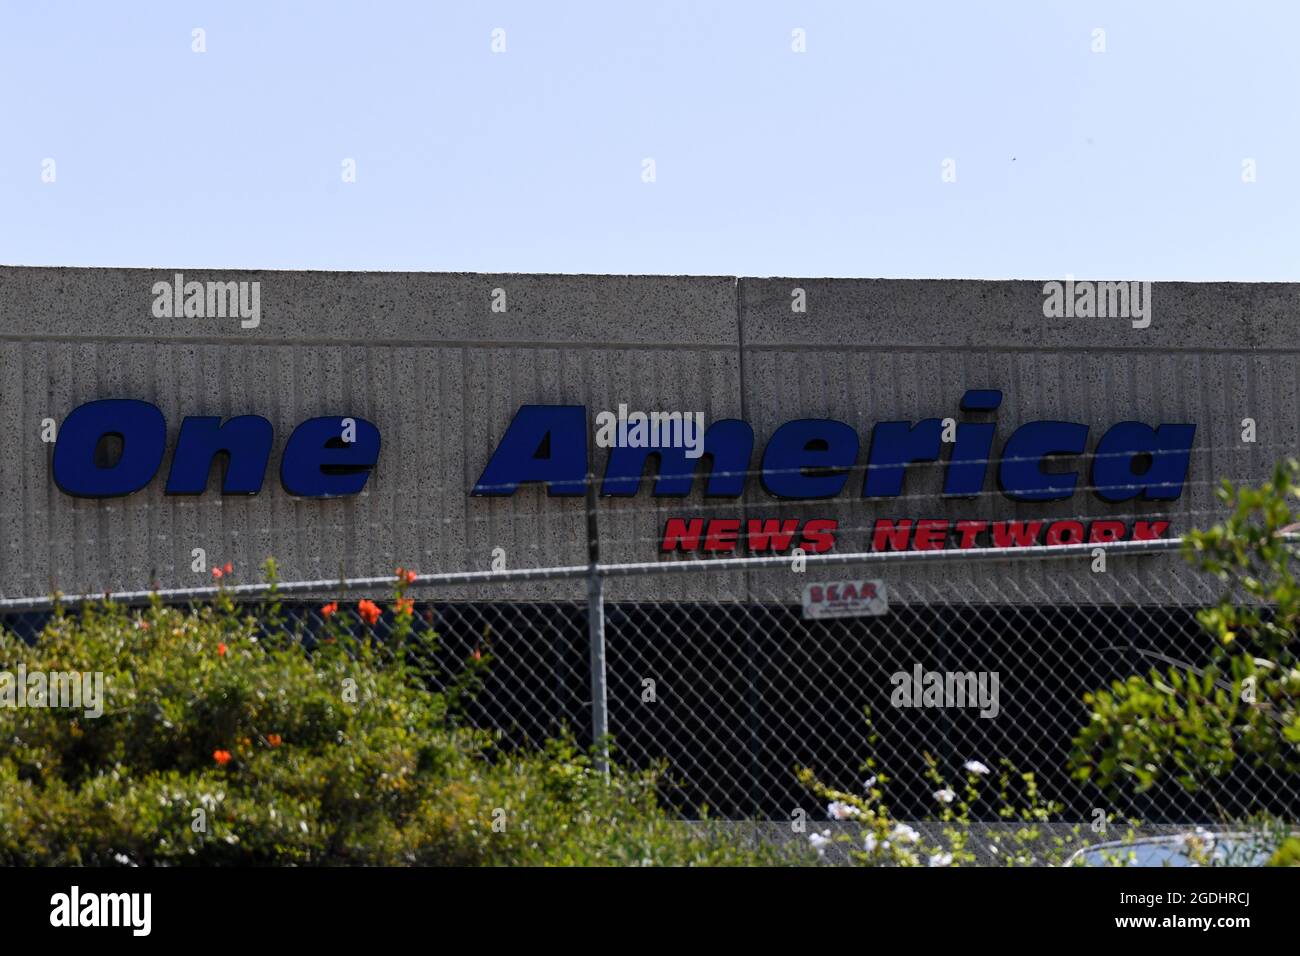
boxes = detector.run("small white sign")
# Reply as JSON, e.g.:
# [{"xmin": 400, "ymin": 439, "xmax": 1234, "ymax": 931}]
[{"xmin": 801, "ymin": 579, "xmax": 888, "ymax": 620}]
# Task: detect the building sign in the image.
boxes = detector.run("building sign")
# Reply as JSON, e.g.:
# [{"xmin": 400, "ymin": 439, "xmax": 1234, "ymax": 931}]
[
  {"xmin": 50, "ymin": 400, "xmax": 379, "ymax": 499},
  {"xmin": 47, "ymin": 390, "xmax": 1195, "ymax": 558},
  {"xmin": 472, "ymin": 390, "xmax": 1195, "ymax": 554},
  {"xmin": 801, "ymin": 579, "xmax": 889, "ymax": 619},
  {"xmin": 656, "ymin": 516, "xmax": 1172, "ymax": 554}
]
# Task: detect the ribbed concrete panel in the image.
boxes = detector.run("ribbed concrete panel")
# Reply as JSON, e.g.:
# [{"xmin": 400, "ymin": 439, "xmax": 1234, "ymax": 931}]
[
  {"xmin": 739, "ymin": 278, "xmax": 1300, "ymax": 605},
  {"xmin": 461, "ymin": 343, "xmax": 745, "ymax": 602},
  {"xmin": 0, "ymin": 267, "xmax": 741, "ymax": 600}
]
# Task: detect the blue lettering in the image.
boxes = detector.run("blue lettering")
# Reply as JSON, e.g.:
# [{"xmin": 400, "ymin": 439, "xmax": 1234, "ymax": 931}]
[
  {"xmin": 473, "ymin": 400, "xmax": 1195, "ymax": 504},
  {"xmin": 52, "ymin": 402, "xmax": 380, "ymax": 499},
  {"xmin": 761, "ymin": 419, "xmax": 858, "ymax": 499},
  {"xmin": 53, "ymin": 399, "xmax": 166, "ymax": 498},
  {"xmin": 999, "ymin": 421, "xmax": 1089, "ymax": 501},
  {"xmin": 280, "ymin": 417, "xmax": 381, "ymax": 497},
  {"xmin": 472, "ymin": 405, "xmax": 588, "ymax": 496},
  {"xmin": 166, "ymin": 415, "xmax": 273, "ymax": 495},
  {"xmin": 944, "ymin": 389, "xmax": 1003, "ymax": 496},
  {"xmin": 864, "ymin": 420, "xmax": 943, "ymax": 497},
  {"xmin": 1091, "ymin": 421, "xmax": 1196, "ymax": 502},
  {"xmin": 602, "ymin": 419, "xmax": 752, "ymax": 496}
]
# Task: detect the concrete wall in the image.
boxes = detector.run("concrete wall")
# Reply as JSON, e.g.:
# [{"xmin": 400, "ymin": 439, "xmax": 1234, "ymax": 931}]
[
  {"xmin": 1, "ymin": 266, "xmax": 1295, "ymax": 603},
  {"xmin": 739, "ymin": 278, "xmax": 1300, "ymax": 604}
]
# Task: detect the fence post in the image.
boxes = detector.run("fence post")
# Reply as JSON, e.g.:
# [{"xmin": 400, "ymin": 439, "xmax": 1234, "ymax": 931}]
[{"xmin": 585, "ymin": 471, "xmax": 609, "ymax": 776}]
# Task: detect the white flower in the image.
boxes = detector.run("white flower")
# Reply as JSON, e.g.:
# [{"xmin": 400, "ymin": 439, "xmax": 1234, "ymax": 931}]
[
  {"xmin": 862, "ymin": 776, "xmax": 878, "ymax": 791},
  {"xmin": 1184, "ymin": 827, "xmax": 1218, "ymax": 856},
  {"xmin": 963, "ymin": 760, "xmax": 990, "ymax": 775},
  {"xmin": 890, "ymin": 823, "xmax": 920, "ymax": 844},
  {"xmin": 827, "ymin": 800, "xmax": 861, "ymax": 820},
  {"xmin": 933, "ymin": 787, "xmax": 955, "ymax": 804},
  {"xmin": 113, "ymin": 852, "xmax": 132, "ymax": 866},
  {"xmin": 863, "ymin": 833, "xmax": 891, "ymax": 854},
  {"xmin": 928, "ymin": 852, "xmax": 953, "ymax": 867},
  {"xmin": 808, "ymin": 829, "xmax": 833, "ymax": 855}
]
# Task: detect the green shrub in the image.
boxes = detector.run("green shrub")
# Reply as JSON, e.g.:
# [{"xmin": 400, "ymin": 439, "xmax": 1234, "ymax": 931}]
[
  {"xmin": 1071, "ymin": 461, "xmax": 1300, "ymax": 795},
  {"xmin": 0, "ymin": 575, "xmax": 801, "ymax": 866}
]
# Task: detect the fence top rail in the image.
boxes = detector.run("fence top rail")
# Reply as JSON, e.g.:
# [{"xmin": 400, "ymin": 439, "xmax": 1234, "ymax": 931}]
[{"xmin": 0, "ymin": 535, "xmax": 1216, "ymax": 612}]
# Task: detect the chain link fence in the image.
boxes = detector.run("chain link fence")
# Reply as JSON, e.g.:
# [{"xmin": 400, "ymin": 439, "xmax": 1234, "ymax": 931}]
[{"xmin": 2, "ymin": 527, "xmax": 1296, "ymax": 835}]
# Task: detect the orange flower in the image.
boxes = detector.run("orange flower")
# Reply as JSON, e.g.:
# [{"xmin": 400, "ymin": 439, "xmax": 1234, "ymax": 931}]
[
  {"xmin": 471, "ymin": 648, "xmax": 482, "ymax": 662},
  {"xmin": 321, "ymin": 601, "xmax": 338, "ymax": 618},
  {"xmin": 394, "ymin": 597, "xmax": 414, "ymax": 617},
  {"xmin": 211, "ymin": 567, "xmax": 223, "ymax": 580},
  {"xmin": 213, "ymin": 749, "xmax": 232, "ymax": 766},
  {"xmin": 267, "ymin": 734, "xmax": 282, "ymax": 748},
  {"xmin": 358, "ymin": 599, "xmax": 381, "ymax": 626},
  {"xmin": 217, "ymin": 642, "xmax": 228, "ymax": 657},
  {"xmin": 223, "ymin": 561, "xmax": 233, "ymax": 575},
  {"xmin": 396, "ymin": 567, "xmax": 418, "ymax": 586}
]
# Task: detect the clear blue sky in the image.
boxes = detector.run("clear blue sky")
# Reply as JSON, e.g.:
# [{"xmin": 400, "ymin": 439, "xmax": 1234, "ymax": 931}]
[{"xmin": 2, "ymin": 1, "xmax": 1296, "ymax": 279}]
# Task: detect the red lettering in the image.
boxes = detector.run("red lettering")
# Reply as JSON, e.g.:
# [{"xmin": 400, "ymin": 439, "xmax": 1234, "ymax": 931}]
[
  {"xmin": 872, "ymin": 519, "xmax": 912, "ymax": 551},
  {"xmin": 1132, "ymin": 520, "xmax": 1170, "ymax": 541},
  {"xmin": 1088, "ymin": 520, "xmax": 1126, "ymax": 543},
  {"xmin": 703, "ymin": 518, "xmax": 741, "ymax": 552},
  {"xmin": 661, "ymin": 518, "xmax": 704, "ymax": 551},
  {"xmin": 913, "ymin": 519, "xmax": 949, "ymax": 551},
  {"xmin": 992, "ymin": 521, "xmax": 1043, "ymax": 548},
  {"xmin": 954, "ymin": 520, "xmax": 987, "ymax": 549},
  {"xmin": 747, "ymin": 518, "xmax": 801, "ymax": 552},
  {"xmin": 801, "ymin": 519, "xmax": 838, "ymax": 554},
  {"xmin": 1045, "ymin": 520, "xmax": 1085, "ymax": 546}
]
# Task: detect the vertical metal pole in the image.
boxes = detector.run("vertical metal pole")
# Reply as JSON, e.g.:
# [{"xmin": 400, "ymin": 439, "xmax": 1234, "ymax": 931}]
[
  {"xmin": 585, "ymin": 471, "xmax": 609, "ymax": 776},
  {"xmin": 937, "ymin": 606, "xmax": 951, "ymax": 770},
  {"xmin": 744, "ymin": 623, "xmax": 761, "ymax": 839}
]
